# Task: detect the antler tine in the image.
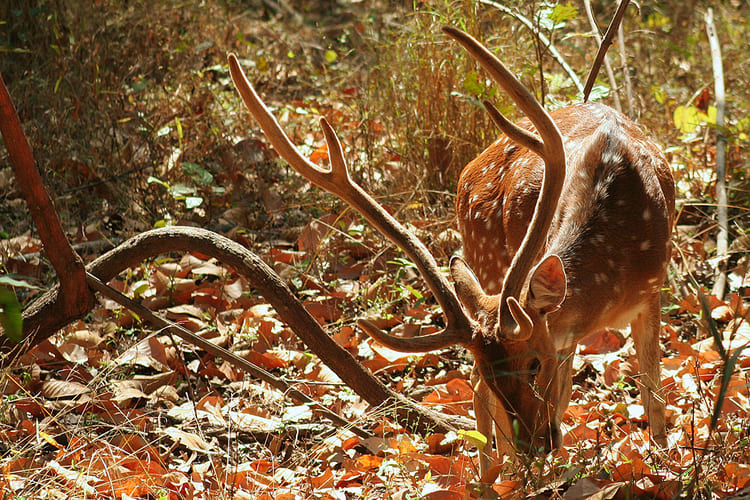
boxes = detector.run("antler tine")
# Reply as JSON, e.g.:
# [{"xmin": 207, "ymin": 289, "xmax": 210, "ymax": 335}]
[
  {"xmin": 359, "ymin": 319, "xmax": 470, "ymax": 352},
  {"xmin": 228, "ymin": 54, "xmax": 349, "ymax": 191},
  {"xmin": 442, "ymin": 27, "xmax": 566, "ymax": 338},
  {"xmin": 482, "ymin": 100, "xmax": 544, "ymax": 157},
  {"xmin": 229, "ymin": 54, "xmax": 474, "ymax": 349}
]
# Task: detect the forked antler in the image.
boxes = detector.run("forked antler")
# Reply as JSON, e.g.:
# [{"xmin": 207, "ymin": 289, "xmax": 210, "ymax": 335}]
[
  {"xmin": 441, "ymin": 27, "xmax": 566, "ymax": 340},
  {"xmin": 228, "ymin": 54, "xmax": 473, "ymax": 351}
]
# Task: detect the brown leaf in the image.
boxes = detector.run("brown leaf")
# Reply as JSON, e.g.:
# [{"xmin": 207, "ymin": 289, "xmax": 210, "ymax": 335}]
[
  {"xmin": 308, "ymin": 467, "xmax": 334, "ymax": 489},
  {"xmin": 13, "ymin": 398, "xmax": 51, "ymax": 417},
  {"xmin": 297, "ymin": 213, "xmax": 338, "ymax": 254},
  {"xmin": 724, "ymin": 463, "xmax": 750, "ymax": 490},
  {"xmin": 579, "ymin": 330, "xmax": 625, "ymax": 355},
  {"xmin": 189, "ymin": 259, "xmax": 228, "ymax": 278},
  {"xmin": 41, "ymin": 379, "xmax": 91, "ymax": 399},
  {"xmin": 164, "ymin": 427, "xmax": 213, "ymax": 453},
  {"xmin": 223, "ymin": 278, "xmax": 246, "ymax": 301},
  {"xmin": 562, "ymin": 477, "xmax": 623, "ymax": 500},
  {"xmin": 110, "ymin": 381, "xmax": 148, "ymax": 407},
  {"xmin": 244, "ymin": 350, "xmax": 288, "ymax": 371},
  {"xmin": 118, "ymin": 337, "xmax": 170, "ymax": 371},
  {"xmin": 20, "ymin": 339, "xmax": 65, "ymax": 366},
  {"xmin": 425, "ymin": 433, "xmax": 454, "ymax": 454},
  {"xmin": 421, "ymin": 491, "xmax": 463, "ymax": 500},
  {"xmin": 64, "ymin": 328, "xmax": 104, "ymax": 349},
  {"xmin": 303, "ymin": 297, "xmax": 343, "ymax": 323}
]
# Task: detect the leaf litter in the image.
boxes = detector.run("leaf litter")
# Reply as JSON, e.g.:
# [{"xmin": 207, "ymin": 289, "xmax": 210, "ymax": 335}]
[{"xmin": 1, "ymin": 211, "xmax": 749, "ymax": 499}]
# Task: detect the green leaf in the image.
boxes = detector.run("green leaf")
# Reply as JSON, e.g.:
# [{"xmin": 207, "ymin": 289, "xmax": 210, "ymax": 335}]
[
  {"xmin": 651, "ymin": 85, "xmax": 666, "ymax": 105},
  {"xmin": 170, "ymin": 183, "xmax": 196, "ymax": 198},
  {"xmin": 324, "ymin": 50, "xmax": 338, "ymax": 63},
  {"xmin": 185, "ymin": 196, "xmax": 203, "ymax": 209},
  {"xmin": 706, "ymin": 105, "xmax": 717, "ymax": 124},
  {"xmin": 462, "ymin": 70, "xmax": 484, "ymax": 97},
  {"xmin": 586, "ymin": 85, "xmax": 610, "ymax": 101},
  {"xmin": 673, "ymin": 105, "xmax": 709, "ymax": 134},
  {"xmin": 0, "ymin": 286, "xmax": 23, "ymax": 343},
  {"xmin": 0, "ymin": 275, "xmax": 39, "ymax": 289},
  {"xmin": 181, "ymin": 162, "xmax": 214, "ymax": 185},
  {"xmin": 458, "ymin": 429, "xmax": 488, "ymax": 449},
  {"xmin": 403, "ymin": 284, "xmax": 423, "ymax": 301},
  {"xmin": 156, "ymin": 125, "xmax": 172, "ymax": 137},
  {"xmin": 549, "ymin": 2, "xmax": 578, "ymax": 24},
  {"xmin": 147, "ymin": 176, "xmax": 170, "ymax": 190},
  {"xmin": 256, "ymin": 56, "xmax": 269, "ymax": 73},
  {"xmin": 175, "ymin": 116, "xmax": 183, "ymax": 147}
]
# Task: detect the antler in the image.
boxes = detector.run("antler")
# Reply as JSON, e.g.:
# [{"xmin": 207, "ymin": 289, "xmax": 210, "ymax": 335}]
[
  {"xmin": 442, "ymin": 26, "xmax": 566, "ymax": 340},
  {"xmin": 228, "ymin": 54, "xmax": 474, "ymax": 351}
]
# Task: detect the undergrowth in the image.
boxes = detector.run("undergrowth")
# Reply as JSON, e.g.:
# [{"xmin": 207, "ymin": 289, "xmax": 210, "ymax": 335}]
[{"xmin": 1, "ymin": 0, "xmax": 750, "ymax": 497}]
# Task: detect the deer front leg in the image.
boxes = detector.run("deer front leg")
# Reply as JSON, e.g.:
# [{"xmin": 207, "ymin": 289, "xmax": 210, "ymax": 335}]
[
  {"xmin": 473, "ymin": 367, "xmax": 515, "ymax": 476},
  {"xmin": 630, "ymin": 294, "xmax": 667, "ymax": 447},
  {"xmin": 473, "ymin": 368, "xmax": 495, "ymax": 475},
  {"xmin": 551, "ymin": 352, "xmax": 574, "ymax": 448}
]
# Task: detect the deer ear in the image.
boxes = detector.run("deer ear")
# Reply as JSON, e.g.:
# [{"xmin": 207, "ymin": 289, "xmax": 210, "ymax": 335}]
[
  {"xmin": 528, "ymin": 254, "xmax": 567, "ymax": 314},
  {"xmin": 450, "ymin": 256, "xmax": 486, "ymax": 318}
]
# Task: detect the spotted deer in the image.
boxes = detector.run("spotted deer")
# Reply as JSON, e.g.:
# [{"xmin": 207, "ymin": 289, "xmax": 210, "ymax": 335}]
[{"xmin": 229, "ymin": 26, "xmax": 674, "ymax": 473}]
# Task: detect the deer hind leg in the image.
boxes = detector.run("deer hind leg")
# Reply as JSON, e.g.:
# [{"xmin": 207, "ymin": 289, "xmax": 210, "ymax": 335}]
[{"xmin": 630, "ymin": 294, "xmax": 667, "ymax": 447}]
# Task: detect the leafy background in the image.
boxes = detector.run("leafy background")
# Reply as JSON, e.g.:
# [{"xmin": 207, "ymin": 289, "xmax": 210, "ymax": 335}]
[{"xmin": 1, "ymin": 0, "xmax": 749, "ymax": 498}]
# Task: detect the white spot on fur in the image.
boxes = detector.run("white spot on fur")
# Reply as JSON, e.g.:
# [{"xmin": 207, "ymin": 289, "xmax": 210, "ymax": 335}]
[{"xmin": 640, "ymin": 240, "xmax": 652, "ymax": 251}]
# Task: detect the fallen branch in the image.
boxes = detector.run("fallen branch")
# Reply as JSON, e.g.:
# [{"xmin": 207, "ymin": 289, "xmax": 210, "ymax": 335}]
[
  {"xmin": 0, "ymin": 73, "xmax": 96, "ymax": 337},
  {"xmin": 4, "ymin": 226, "xmax": 472, "ymax": 435}
]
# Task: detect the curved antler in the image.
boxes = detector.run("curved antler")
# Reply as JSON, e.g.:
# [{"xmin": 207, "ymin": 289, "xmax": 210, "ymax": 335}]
[
  {"xmin": 228, "ymin": 54, "xmax": 473, "ymax": 351},
  {"xmin": 442, "ymin": 26, "xmax": 566, "ymax": 340}
]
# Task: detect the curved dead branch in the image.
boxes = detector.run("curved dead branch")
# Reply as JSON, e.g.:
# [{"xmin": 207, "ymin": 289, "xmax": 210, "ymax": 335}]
[{"xmin": 4, "ymin": 226, "xmax": 471, "ymax": 435}]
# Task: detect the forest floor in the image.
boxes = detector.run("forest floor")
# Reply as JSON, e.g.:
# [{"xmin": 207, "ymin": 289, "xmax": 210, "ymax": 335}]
[{"xmin": 1, "ymin": 1, "xmax": 749, "ymax": 498}]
